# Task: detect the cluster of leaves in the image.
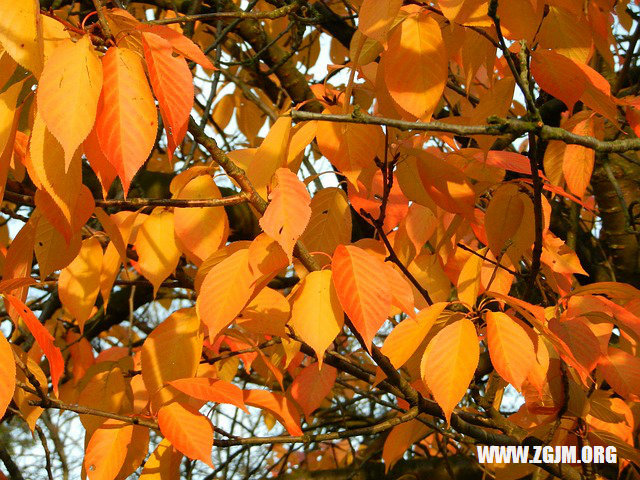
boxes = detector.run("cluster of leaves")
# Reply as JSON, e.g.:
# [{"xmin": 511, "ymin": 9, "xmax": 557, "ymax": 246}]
[{"xmin": 1, "ymin": 0, "xmax": 640, "ymax": 479}]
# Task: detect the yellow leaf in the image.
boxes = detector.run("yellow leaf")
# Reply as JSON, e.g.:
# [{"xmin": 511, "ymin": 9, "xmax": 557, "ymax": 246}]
[
  {"xmin": 77, "ymin": 365, "xmax": 129, "ymax": 434},
  {"xmin": 134, "ymin": 208, "xmax": 181, "ymax": 295},
  {"xmin": 300, "ymin": 187, "xmax": 352, "ymax": 261},
  {"xmin": 381, "ymin": 302, "xmax": 448, "ymax": 369},
  {"xmin": 0, "ymin": 333, "xmax": 15, "ymax": 419},
  {"xmin": 0, "ymin": 0, "xmax": 43, "ymax": 75},
  {"xmin": 28, "ymin": 112, "xmax": 84, "ymax": 238},
  {"xmin": 237, "ymin": 287, "xmax": 290, "ymax": 337},
  {"xmin": 248, "ymin": 117, "xmax": 291, "ymax": 199},
  {"xmin": 84, "ymin": 420, "xmax": 134, "ymax": 480},
  {"xmin": 141, "ymin": 308, "xmax": 203, "ymax": 412},
  {"xmin": 0, "ymin": 78, "xmax": 21, "ymax": 158},
  {"xmin": 196, "ymin": 249, "xmax": 255, "ymax": 340},
  {"xmin": 421, "ymin": 318, "xmax": 479, "ymax": 423},
  {"xmin": 37, "ymin": 36, "xmax": 102, "ymax": 166},
  {"xmin": 381, "ymin": 13, "xmax": 447, "ymax": 119},
  {"xmin": 173, "ymin": 175, "xmax": 229, "ymax": 265},
  {"xmin": 33, "ymin": 211, "xmax": 81, "ymax": 279},
  {"xmin": 99, "ymin": 242, "xmax": 121, "ymax": 310},
  {"xmin": 139, "ymin": 438, "xmax": 182, "ymax": 480},
  {"xmin": 259, "ymin": 168, "xmax": 311, "ymax": 262},
  {"xmin": 359, "ymin": 0, "xmax": 403, "ymax": 42},
  {"xmin": 456, "ymin": 247, "xmax": 487, "ymax": 307},
  {"xmin": 485, "ymin": 311, "xmax": 536, "ymax": 391},
  {"xmin": 288, "ymin": 270, "xmax": 344, "ymax": 366},
  {"xmin": 11, "ymin": 346, "xmax": 46, "ymax": 431},
  {"xmin": 158, "ymin": 402, "xmax": 214, "ymax": 468},
  {"xmin": 59, "ymin": 237, "xmax": 103, "ymax": 333},
  {"xmin": 537, "ymin": 6, "xmax": 593, "ymax": 63}
]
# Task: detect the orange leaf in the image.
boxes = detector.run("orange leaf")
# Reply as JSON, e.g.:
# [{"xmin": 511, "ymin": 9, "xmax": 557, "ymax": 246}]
[
  {"xmin": 196, "ymin": 249, "xmax": 255, "ymax": 340},
  {"xmin": 290, "ymin": 363, "xmax": 337, "ymax": 417},
  {"xmin": 158, "ymin": 402, "xmax": 214, "ymax": 468},
  {"xmin": 243, "ymin": 390, "xmax": 302, "ymax": 436},
  {"xmin": 37, "ymin": 36, "xmax": 102, "ymax": 166},
  {"xmin": 359, "ymin": 0, "xmax": 403, "ymax": 42},
  {"xmin": 134, "ymin": 208, "xmax": 181, "ymax": 295},
  {"xmin": 485, "ymin": 311, "xmax": 536, "ymax": 391},
  {"xmin": 168, "ymin": 378, "xmax": 247, "ymax": 412},
  {"xmin": 95, "ymin": 47, "xmax": 157, "ymax": 195},
  {"xmin": 5, "ymin": 294, "xmax": 64, "ymax": 395},
  {"xmin": 141, "ymin": 31, "xmax": 193, "ymax": 161},
  {"xmin": 58, "ymin": 237, "xmax": 103, "ymax": 333},
  {"xmin": 332, "ymin": 244, "xmax": 391, "ymax": 349},
  {"xmin": 84, "ymin": 123, "xmax": 117, "ymax": 198},
  {"xmin": 300, "ymin": 187, "xmax": 352, "ymax": 260},
  {"xmin": 550, "ymin": 318, "xmax": 602, "ymax": 376},
  {"xmin": 382, "ymin": 419, "xmax": 430, "ymax": 472},
  {"xmin": 288, "ymin": 269, "xmax": 344, "ymax": 366},
  {"xmin": 0, "ymin": 333, "xmax": 15, "ymax": 419},
  {"xmin": 381, "ymin": 12, "xmax": 447, "ymax": 118},
  {"xmin": 599, "ymin": 347, "xmax": 640, "ymax": 399},
  {"xmin": 84, "ymin": 420, "xmax": 134, "ymax": 480},
  {"xmin": 139, "ymin": 438, "xmax": 182, "ymax": 480},
  {"xmin": 259, "ymin": 168, "xmax": 311, "ymax": 262},
  {"xmin": 381, "ymin": 303, "xmax": 448, "ymax": 369},
  {"xmin": 420, "ymin": 318, "xmax": 479, "ymax": 423},
  {"xmin": 173, "ymin": 175, "xmax": 228, "ymax": 265},
  {"xmin": 139, "ymin": 24, "xmax": 214, "ymax": 70},
  {"xmin": 315, "ymin": 106, "xmax": 384, "ymax": 186},
  {"xmin": 141, "ymin": 308, "xmax": 203, "ymax": 412}
]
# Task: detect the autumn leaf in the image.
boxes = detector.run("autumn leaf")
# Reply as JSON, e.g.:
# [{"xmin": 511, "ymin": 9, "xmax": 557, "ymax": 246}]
[
  {"xmin": 58, "ymin": 237, "xmax": 103, "ymax": 333},
  {"xmin": 290, "ymin": 363, "xmax": 337, "ymax": 417},
  {"xmin": 0, "ymin": 333, "xmax": 15, "ymax": 419},
  {"xmin": 288, "ymin": 269, "xmax": 344, "ymax": 365},
  {"xmin": 382, "ymin": 419, "xmax": 430, "ymax": 472},
  {"xmin": 134, "ymin": 208, "xmax": 181, "ymax": 295},
  {"xmin": 173, "ymin": 174, "xmax": 228, "ymax": 265},
  {"xmin": 157, "ymin": 401, "xmax": 214, "ymax": 468},
  {"xmin": 243, "ymin": 390, "xmax": 303, "ymax": 436},
  {"xmin": 196, "ymin": 248, "xmax": 255, "ymax": 340},
  {"xmin": 141, "ymin": 31, "xmax": 193, "ymax": 161},
  {"xmin": 168, "ymin": 378, "xmax": 247, "ymax": 412},
  {"xmin": 381, "ymin": 302, "xmax": 448, "ymax": 369},
  {"xmin": 358, "ymin": 0, "xmax": 403, "ymax": 42},
  {"xmin": 421, "ymin": 318, "xmax": 479, "ymax": 423},
  {"xmin": 37, "ymin": 36, "xmax": 102, "ymax": 167},
  {"xmin": 0, "ymin": 0, "xmax": 43, "ymax": 75},
  {"xmin": 485, "ymin": 311, "xmax": 536, "ymax": 391},
  {"xmin": 5, "ymin": 294, "xmax": 64, "ymax": 395},
  {"xmin": 95, "ymin": 47, "xmax": 157, "ymax": 195},
  {"xmin": 84, "ymin": 420, "xmax": 134, "ymax": 480},
  {"xmin": 259, "ymin": 168, "xmax": 311, "ymax": 262},
  {"xmin": 141, "ymin": 308, "xmax": 203, "ymax": 411},
  {"xmin": 139, "ymin": 438, "xmax": 182, "ymax": 480},
  {"xmin": 331, "ymin": 244, "xmax": 391, "ymax": 349},
  {"xmin": 381, "ymin": 12, "xmax": 447, "ymax": 118},
  {"xmin": 300, "ymin": 187, "xmax": 352, "ymax": 260}
]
